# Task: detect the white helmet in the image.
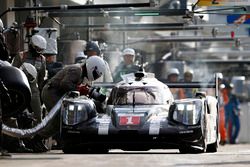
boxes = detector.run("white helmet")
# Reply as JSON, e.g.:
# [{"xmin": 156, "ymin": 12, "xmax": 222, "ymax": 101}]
[
  {"xmin": 31, "ymin": 34, "xmax": 47, "ymax": 53},
  {"xmin": 20, "ymin": 62, "xmax": 37, "ymax": 83},
  {"xmin": 216, "ymin": 73, "xmax": 223, "ymax": 80},
  {"xmin": 123, "ymin": 48, "xmax": 135, "ymax": 56},
  {"xmin": 0, "ymin": 19, "xmax": 3, "ymax": 32},
  {"xmin": 86, "ymin": 56, "xmax": 106, "ymax": 81},
  {"xmin": 184, "ymin": 69, "xmax": 194, "ymax": 76},
  {"xmin": 168, "ymin": 68, "xmax": 180, "ymax": 76}
]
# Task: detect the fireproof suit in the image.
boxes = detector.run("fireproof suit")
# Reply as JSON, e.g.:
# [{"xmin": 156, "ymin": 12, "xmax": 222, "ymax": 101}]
[
  {"xmin": 224, "ymin": 93, "xmax": 240, "ymax": 144},
  {"xmin": 42, "ymin": 64, "xmax": 85, "ymax": 111},
  {"xmin": 40, "ymin": 64, "xmax": 86, "ymax": 137},
  {"xmin": 12, "ymin": 51, "xmax": 46, "ymax": 124}
]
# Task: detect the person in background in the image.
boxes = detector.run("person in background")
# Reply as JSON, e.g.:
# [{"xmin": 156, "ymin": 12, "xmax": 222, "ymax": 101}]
[
  {"xmin": 113, "ymin": 48, "xmax": 140, "ymax": 82},
  {"xmin": 224, "ymin": 83, "xmax": 241, "ymax": 144},
  {"xmin": 167, "ymin": 68, "xmax": 185, "ymax": 99},
  {"xmin": 45, "ymin": 54, "xmax": 63, "ymax": 80},
  {"xmin": 84, "ymin": 41, "xmax": 113, "ymax": 83},
  {"xmin": 0, "ymin": 18, "xmax": 9, "ymax": 62},
  {"xmin": 11, "ymin": 34, "xmax": 47, "ymax": 152},
  {"xmin": 12, "ymin": 34, "xmax": 47, "ymax": 125},
  {"xmin": 75, "ymin": 51, "xmax": 87, "ymax": 64},
  {"xmin": 216, "ymin": 73, "xmax": 228, "ymax": 145},
  {"xmin": 3, "ymin": 22, "xmax": 20, "ymax": 62},
  {"xmin": 182, "ymin": 69, "xmax": 196, "ymax": 98}
]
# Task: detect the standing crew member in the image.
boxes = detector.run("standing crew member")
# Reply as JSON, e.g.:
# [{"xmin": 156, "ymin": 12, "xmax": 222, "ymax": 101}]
[
  {"xmin": 224, "ymin": 83, "xmax": 241, "ymax": 144},
  {"xmin": 167, "ymin": 68, "xmax": 185, "ymax": 99},
  {"xmin": 113, "ymin": 48, "xmax": 140, "ymax": 82},
  {"xmin": 83, "ymin": 41, "xmax": 113, "ymax": 83},
  {"xmin": 183, "ymin": 69, "xmax": 196, "ymax": 98},
  {"xmin": 12, "ymin": 34, "xmax": 47, "ymax": 124}
]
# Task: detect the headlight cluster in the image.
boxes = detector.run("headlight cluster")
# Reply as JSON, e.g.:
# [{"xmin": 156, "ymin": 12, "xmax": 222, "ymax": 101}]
[
  {"xmin": 62, "ymin": 103, "xmax": 88, "ymax": 125},
  {"xmin": 172, "ymin": 100, "xmax": 202, "ymax": 125}
]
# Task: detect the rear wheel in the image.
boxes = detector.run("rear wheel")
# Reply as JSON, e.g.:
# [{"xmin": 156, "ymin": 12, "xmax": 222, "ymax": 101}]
[{"xmin": 206, "ymin": 141, "xmax": 218, "ymax": 153}]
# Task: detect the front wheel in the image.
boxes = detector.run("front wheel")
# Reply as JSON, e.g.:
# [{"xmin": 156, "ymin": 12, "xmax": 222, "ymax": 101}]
[{"xmin": 179, "ymin": 145, "xmax": 205, "ymax": 154}]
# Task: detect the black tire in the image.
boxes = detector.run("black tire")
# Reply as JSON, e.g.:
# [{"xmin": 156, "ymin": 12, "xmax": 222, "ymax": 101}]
[
  {"xmin": 88, "ymin": 147, "xmax": 109, "ymax": 154},
  {"xmin": 62, "ymin": 145, "xmax": 88, "ymax": 154},
  {"xmin": 63, "ymin": 143, "xmax": 109, "ymax": 154},
  {"xmin": 179, "ymin": 145, "xmax": 204, "ymax": 154},
  {"xmin": 206, "ymin": 141, "xmax": 218, "ymax": 153},
  {"xmin": 0, "ymin": 66, "xmax": 31, "ymax": 118}
]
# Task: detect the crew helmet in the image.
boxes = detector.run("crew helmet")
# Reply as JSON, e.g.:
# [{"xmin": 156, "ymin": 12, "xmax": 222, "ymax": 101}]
[
  {"xmin": 86, "ymin": 56, "xmax": 106, "ymax": 81},
  {"xmin": 30, "ymin": 34, "xmax": 47, "ymax": 53},
  {"xmin": 20, "ymin": 62, "xmax": 37, "ymax": 83},
  {"xmin": 228, "ymin": 83, "xmax": 234, "ymax": 89},
  {"xmin": 217, "ymin": 72, "xmax": 223, "ymax": 80},
  {"xmin": 184, "ymin": 69, "xmax": 194, "ymax": 76},
  {"xmin": 84, "ymin": 41, "xmax": 100, "ymax": 56},
  {"xmin": 75, "ymin": 51, "xmax": 87, "ymax": 63},
  {"xmin": 122, "ymin": 48, "xmax": 135, "ymax": 56},
  {"xmin": 168, "ymin": 68, "xmax": 180, "ymax": 76}
]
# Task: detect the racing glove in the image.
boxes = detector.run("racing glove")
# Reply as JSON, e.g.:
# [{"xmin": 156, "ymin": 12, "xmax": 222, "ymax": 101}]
[{"xmin": 76, "ymin": 84, "xmax": 90, "ymax": 95}]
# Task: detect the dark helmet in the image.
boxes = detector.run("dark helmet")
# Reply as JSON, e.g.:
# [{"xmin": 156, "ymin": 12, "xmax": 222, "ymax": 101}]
[{"xmin": 84, "ymin": 41, "xmax": 100, "ymax": 56}]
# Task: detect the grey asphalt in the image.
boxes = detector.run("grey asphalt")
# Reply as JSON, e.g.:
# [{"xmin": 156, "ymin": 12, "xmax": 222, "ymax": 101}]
[{"xmin": 1, "ymin": 144, "xmax": 250, "ymax": 167}]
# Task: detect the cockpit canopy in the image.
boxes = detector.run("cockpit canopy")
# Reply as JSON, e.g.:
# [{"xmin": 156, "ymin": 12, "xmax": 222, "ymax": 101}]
[{"xmin": 108, "ymin": 86, "xmax": 173, "ymax": 105}]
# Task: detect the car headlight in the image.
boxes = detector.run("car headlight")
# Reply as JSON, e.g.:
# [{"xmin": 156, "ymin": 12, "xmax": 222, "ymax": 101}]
[
  {"xmin": 68, "ymin": 104, "xmax": 75, "ymax": 111},
  {"xmin": 172, "ymin": 101, "xmax": 202, "ymax": 125},
  {"xmin": 62, "ymin": 103, "xmax": 88, "ymax": 125}
]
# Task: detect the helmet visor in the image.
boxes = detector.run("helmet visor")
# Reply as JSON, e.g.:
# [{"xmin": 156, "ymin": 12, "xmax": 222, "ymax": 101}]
[{"xmin": 33, "ymin": 45, "xmax": 45, "ymax": 54}]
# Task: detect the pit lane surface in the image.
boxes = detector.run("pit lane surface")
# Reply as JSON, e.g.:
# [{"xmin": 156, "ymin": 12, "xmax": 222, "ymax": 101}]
[{"xmin": 1, "ymin": 144, "xmax": 250, "ymax": 167}]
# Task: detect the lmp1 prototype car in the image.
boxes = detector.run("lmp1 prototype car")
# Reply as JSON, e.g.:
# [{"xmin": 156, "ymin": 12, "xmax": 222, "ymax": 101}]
[{"xmin": 61, "ymin": 71, "xmax": 219, "ymax": 154}]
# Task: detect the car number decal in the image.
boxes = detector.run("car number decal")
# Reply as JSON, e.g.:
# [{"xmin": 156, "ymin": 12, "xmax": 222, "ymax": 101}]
[{"xmin": 119, "ymin": 116, "xmax": 140, "ymax": 125}]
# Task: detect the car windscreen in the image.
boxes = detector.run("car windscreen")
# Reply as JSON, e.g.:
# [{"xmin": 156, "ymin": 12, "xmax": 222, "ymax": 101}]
[{"xmin": 113, "ymin": 86, "xmax": 164, "ymax": 105}]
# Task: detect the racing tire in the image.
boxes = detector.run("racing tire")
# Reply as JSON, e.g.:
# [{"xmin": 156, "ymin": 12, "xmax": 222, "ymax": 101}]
[
  {"xmin": 206, "ymin": 141, "xmax": 218, "ymax": 153},
  {"xmin": 63, "ymin": 144, "xmax": 109, "ymax": 154},
  {"xmin": 179, "ymin": 145, "xmax": 205, "ymax": 154},
  {"xmin": 62, "ymin": 145, "xmax": 88, "ymax": 154},
  {"xmin": 88, "ymin": 147, "xmax": 109, "ymax": 154}
]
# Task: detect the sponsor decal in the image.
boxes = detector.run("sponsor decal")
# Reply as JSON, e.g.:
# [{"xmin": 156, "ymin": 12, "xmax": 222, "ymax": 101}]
[
  {"xmin": 149, "ymin": 120, "xmax": 161, "ymax": 135},
  {"xmin": 98, "ymin": 117, "xmax": 110, "ymax": 135},
  {"xmin": 179, "ymin": 130, "xmax": 194, "ymax": 134},
  {"xmin": 198, "ymin": 0, "xmax": 250, "ymax": 6},
  {"xmin": 227, "ymin": 15, "xmax": 250, "ymax": 25}
]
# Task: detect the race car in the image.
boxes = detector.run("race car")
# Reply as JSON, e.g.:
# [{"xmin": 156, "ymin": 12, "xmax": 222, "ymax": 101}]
[{"xmin": 61, "ymin": 71, "xmax": 219, "ymax": 154}]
